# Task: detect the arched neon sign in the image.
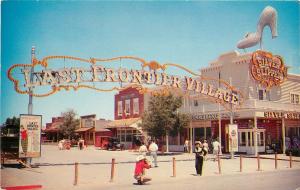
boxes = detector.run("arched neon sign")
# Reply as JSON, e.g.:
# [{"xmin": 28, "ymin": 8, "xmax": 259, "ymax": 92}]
[{"xmin": 7, "ymin": 55, "xmax": 244, "ymax": 108}]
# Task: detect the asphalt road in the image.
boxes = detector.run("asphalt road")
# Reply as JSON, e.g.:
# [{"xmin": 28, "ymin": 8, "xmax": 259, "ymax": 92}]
[{"xmin": 93, "ymin": 169, "xmax": 300, "ymax": 190}]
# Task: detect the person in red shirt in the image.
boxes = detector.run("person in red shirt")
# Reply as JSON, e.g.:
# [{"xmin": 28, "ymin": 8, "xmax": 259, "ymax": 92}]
[
  {"xmin": 134, "ymin": 155, "xmax": 151, "ymax": 185},
  {"xmin": 20, "ymin": 126, "xmax": 28, "ymax": 155}
]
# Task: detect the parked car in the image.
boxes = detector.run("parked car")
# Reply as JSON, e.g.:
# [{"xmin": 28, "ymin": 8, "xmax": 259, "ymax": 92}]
[
  {"xmin": 70, "ymin": 139, "xmax": 79, "ymax": 147},
  {"xmin": 106, "ymin": 137, "xmax": 124, "ymax": 151}
]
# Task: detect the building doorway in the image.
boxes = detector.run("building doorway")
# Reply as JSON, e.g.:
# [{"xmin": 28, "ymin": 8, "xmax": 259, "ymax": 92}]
[
  {"xmin": 194, "ymin": 127, "xmax": 211, "ymax": 142},
  {"xmin": 236, "ymin": 129, "xmax": 265, "ymax": 154}
]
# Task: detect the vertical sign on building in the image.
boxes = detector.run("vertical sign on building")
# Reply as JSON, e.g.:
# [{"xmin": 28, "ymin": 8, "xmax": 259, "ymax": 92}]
[
  {"xmin": 228, "ymin": 124, "xmax": 238, "ymax": 152},
  {"xmin": 19, "ymin": 114, "xmax": 42, "ymax": 158}
]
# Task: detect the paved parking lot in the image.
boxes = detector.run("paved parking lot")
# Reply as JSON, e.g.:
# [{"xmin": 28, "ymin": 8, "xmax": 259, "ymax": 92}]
[{"xmin": 1, "ymin": 145, "xmax": 300, "ymax": 190}]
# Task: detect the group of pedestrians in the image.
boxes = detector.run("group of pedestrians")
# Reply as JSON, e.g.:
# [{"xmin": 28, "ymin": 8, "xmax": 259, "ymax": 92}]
[
  {"xmin": 138, "ymin": 140, "xmax": 159, "ymax": 167},
  {"xmin": 133, "ymin": 138, "xmax": 221, "ymax": 184},
  {"xmin": 134, "ymin": 140, "xmax": 159, "ymax": 185}
]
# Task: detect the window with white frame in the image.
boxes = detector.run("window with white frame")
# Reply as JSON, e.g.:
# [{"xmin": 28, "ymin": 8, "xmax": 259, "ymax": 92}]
[
  {"xmin": 194, "ymin": 100, "xmax": 198, "ymax": 107},
  {"xmin": 258, "ymin": 90, "xmax": 264, "ymax": 100},
  {"xmin": 258, "ymin": 89, "xmax": 270, "ymax": 101},
  {"xmin": 84, "ymin": 119, "xmax": 94, "ymax": 128},
  {"xmin": 291, "ymin": 93, "xmax": 300, "ymax": 104},
  {"xmin": 266, "ymin": 90, "xmax": 270, "ymax": 100},
  {"xmin": 133, "ymin": 98, "xmax": 139, "ymax": 114},
  {"xmin": 125, "ymin": 99, "xmax": 130, "ymax": 115},
  {"xmin": 118, "ymin": 101, "xmax": 123, "ymax": 116}
]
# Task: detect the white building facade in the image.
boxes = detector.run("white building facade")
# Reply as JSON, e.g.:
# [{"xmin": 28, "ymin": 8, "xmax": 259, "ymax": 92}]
[{"xmin": 179, "ymin": 51, "xmax": 300, "ymax": 154}]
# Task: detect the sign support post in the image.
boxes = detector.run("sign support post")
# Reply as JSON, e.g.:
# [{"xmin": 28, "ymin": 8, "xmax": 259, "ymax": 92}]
[
  {"xmin": 229, "ymin": 77, "xmax": 234, "ymax": 159},
  {"xmin": 282, "ymin": 117, "xmax": 286, "ymax": 154},
  {"xmin": 254, "ymin": 116, "xmax": 258, "ymax": 157},
  {"xmin": 27, "ymin": 46, "xmax": 35, "ymax": 166}
]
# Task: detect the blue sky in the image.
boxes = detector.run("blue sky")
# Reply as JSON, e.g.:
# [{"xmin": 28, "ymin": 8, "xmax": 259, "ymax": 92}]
[{"xmin": 1, "ymin": 1, "xmax": 299, "ymax": 126}]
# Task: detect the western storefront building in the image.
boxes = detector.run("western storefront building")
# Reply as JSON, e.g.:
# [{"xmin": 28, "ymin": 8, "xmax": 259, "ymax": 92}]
[
  {"xmin": 107, "ymin": 87, "xmax": 146, "ymax": 149},
  {"xmin": 183, "ymin": 51, "xmax": 300, "ymax": 154},
  {"xmin": 75, "ymin": 114, "xmax": 112, "ymax": 146}
]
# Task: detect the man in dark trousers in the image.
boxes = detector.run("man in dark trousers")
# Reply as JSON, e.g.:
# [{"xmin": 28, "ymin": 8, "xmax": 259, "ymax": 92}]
[{"xmin": 194, "ymin": 141, "xmax": 207, "ymax": 176}]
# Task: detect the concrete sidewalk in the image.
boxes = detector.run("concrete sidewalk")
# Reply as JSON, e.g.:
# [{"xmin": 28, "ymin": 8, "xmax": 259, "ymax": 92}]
[{"xmin": 2, "ymin": 145, "xmax": 300, "ymax": 190}]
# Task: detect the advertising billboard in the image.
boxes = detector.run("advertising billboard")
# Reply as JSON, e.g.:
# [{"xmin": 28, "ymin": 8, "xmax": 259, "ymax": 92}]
[
  {"xmin": 19, "ymin": 114, "xmax": 42, "ymax": 158},
  {"xmin": 228, "ymin": 124, "xmax": 238, "ymax": 152}
]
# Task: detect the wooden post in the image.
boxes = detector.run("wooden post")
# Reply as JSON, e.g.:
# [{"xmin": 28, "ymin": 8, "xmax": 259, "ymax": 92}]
[
  {"xmin": 74, "ymin": 162, "xmax": 78, "ymax": 186},
  {"xmin": 217, "ymin": 154, "xmax": 221, "ymax": 174},
  {"xmin": 110, "ymin": 158, "xmax": 115, "ymax": 182},
  {"xmin": 257, "ymin": 154, "xmax": 261, "ymax": 171},
  {"xmin": 240, "ymin": 155, "xmax": 243, "ymax": 172},
  {"xmin": 289, "ymin": 152, "xmax": 292, "ymax": 168},
  {"xmin": 1, "ymin": 154, "xmax": 4, "ymax": 166},
  {"xmin": 172, "ymin": 157, "xmax": 176, "ymax": 177},
  {"xmin": 275, "ymin": 153, "xmax": 278, "ymax": 169}
]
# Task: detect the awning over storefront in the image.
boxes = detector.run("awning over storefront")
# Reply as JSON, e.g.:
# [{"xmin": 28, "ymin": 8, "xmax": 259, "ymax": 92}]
[
  {"xmin": 285, "ymin": 120, "xmax": 300, "ymax": 127},
  {"xmin": 75, "ymin": 127, "xmax": 94, "ymax": 132},
  {"xmin": 96, "ymin": 128, "xmax": 111, "ymax": 132},
  {"xmin": 191, "ymin": 120, "xmax": 211, "ymax": 128},
  {"xmin": 106, "ymin": 118, "xmax": 142, "ymax": 131}
]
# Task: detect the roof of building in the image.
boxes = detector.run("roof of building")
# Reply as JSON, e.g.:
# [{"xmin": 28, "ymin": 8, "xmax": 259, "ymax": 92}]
[
  {"xmin": 80, "ymin": 114, "xmax": 96, "ymax": 119},
  {"xmin": 95, "ymin": 119, "xmax": 111, "ymax": 132},
  {"xmin": 288, "ymin": 73, "xmax": 300, "ymax": 80},
  {"xmin": 43, "ymin": 128, "xmax": 59, "ymax": 132}
]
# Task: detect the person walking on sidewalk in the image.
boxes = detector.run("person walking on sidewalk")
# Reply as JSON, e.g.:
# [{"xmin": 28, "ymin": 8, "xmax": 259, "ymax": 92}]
[
  {"xmin": 194, "ymin": 141, "xmax": 207, "ymax": 176},
  {"xmin": 149, "ymin": 140, "xmax": 158, "ymax": 167},
  {"xmin": 139, "ymin": 142, "xmax": 148, "ymax": 156},
  {"xmin": 212, "ymin": 138, "xmax": 221, "ymax": 161},
  {"xmin": 134, "ymin": 155, "xmax": 152, "ymax": 185},
  {"xmin": 203, "ymin": 139, "xmax": 209, "ymax": 160},
  {"xmin": 184, "ymin": 139, "xmax": 189, "ymax": 153}
]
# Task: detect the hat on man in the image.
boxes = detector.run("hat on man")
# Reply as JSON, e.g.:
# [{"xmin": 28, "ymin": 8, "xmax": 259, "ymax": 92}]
[
  {"xmin": 195, "ymin": 141, "xmax": 201, "ymax": 145},
  {"xmin": 136, "ymin": 155, "xmax": 146, "ymax": 162}
]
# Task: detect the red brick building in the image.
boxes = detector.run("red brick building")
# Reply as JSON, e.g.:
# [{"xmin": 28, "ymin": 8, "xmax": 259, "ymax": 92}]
[{"xmin": 107, "ymin": 87, "xmax": 146, "ymax": 149}]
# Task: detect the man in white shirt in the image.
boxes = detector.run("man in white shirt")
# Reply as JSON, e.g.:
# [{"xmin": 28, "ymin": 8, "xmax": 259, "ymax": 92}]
[
  {"xmin": 139, "ymin": 142, "xmax": 148, "ymax": 156},
  {"xmin": 212, "ymin": 139, "xmax": 221, "ymax": 161},
  {"xmin": 203, "ymin": 139, "xmax": 209, "ymax": 160},
  {"xmin": 148, "ymin": 140, "xmax": 159, "ymax": 167},
  {"xmin": 184, "ymin": 139, "xmax": 189, "ymax": 153}
]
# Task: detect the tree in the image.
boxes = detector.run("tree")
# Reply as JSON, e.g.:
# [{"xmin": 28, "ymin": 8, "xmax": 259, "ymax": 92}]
[
  {"xmin": 1, "ymin": 116, "xmax": 20, "ymax": 135},
  {"xmin": 140, "ymin": 94, "xmax": 190, "ymax": 151},
  {"xmin": 59, "ymin": 109, "xmax": 80, "ymax": 139}
]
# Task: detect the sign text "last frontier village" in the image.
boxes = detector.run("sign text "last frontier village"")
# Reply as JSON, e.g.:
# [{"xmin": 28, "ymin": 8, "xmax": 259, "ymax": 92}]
[{"xmin": 22, "ymin": 65, "xmax": 240, "ymax": 105}]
